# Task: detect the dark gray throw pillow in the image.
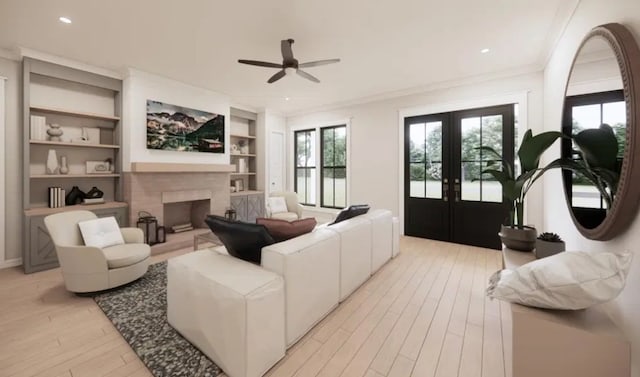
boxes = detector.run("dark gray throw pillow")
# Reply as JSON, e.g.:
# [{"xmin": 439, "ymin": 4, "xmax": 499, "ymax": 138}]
[{"xmin": 204, "ymin": 215, "xmax": 275, "ymax": 264}]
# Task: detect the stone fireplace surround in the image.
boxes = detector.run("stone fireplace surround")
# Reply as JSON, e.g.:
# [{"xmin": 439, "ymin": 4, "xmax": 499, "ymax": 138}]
[{"xmin": 123, "ymin": 171, "xmax": 230, "ymax": 234}]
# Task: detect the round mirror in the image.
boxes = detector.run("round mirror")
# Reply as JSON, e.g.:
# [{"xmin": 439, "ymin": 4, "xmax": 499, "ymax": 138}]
[{"xmin": 562, "ymin": 23, "xmax": 640, "ymax": 240}]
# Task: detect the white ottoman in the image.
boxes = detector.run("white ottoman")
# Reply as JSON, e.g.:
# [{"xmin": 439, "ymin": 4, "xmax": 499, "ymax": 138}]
[{"xmin": 167, "ymin": 250, "xmax": 285, "ymax": 377}]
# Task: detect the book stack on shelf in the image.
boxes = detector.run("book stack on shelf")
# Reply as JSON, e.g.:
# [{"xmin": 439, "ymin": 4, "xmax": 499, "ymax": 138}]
[
  {"xmin": 30, "ymin": 115, "xmax": 47, "ymax": 141},
  {"xmin": 48, "ymin": 187, "xmax": 66, "ymax": 208}
]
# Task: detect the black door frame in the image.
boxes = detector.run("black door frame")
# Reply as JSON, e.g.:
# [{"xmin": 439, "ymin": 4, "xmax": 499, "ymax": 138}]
[{"xmin": 403, "ymin": 103, "xmax": 515, "ymax": 249}]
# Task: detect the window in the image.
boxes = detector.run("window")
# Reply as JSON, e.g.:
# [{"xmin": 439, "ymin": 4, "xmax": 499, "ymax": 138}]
[
  {"xmin": 294, "ymin": 124, "xmax": 348, "ymax": 209},
  {"xmin": 294, "ymin": 129, "xmax": 316, "ymax": 205},
  {"xmin": 321, "ymin": 126, "xmax": 347, "ymax": 208}
]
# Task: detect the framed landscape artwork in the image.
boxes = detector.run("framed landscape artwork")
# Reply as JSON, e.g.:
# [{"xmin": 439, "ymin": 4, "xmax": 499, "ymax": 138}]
[{"xmin": 146, "ymin": 100, "xmax": 225, "ymax": 153}]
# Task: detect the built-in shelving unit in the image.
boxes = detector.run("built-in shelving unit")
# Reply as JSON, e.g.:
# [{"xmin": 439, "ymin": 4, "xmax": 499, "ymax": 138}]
[
  {"xmin": 229, "ymin": 108, "xmax": 264, "ymax": 222},
  {"xmin": 22, "ymin": 58, "xmax": 126, "ymax": 273}
]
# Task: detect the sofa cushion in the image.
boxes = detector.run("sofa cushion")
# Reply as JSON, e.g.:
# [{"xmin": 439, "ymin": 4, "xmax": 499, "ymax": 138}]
[
  {"xmin": 205, "ymin": 215, "xmax": 275, "ymax": 264},
  {"xmin": 256, "ymin": 217, "xmax": 317, "ymax": 242},
  {"xmin": 102, "ymin": 243, "xmax": 150, "ymax": 269},
  {"xmin": 78, "ymin": 216, "xmax": 125, "ymax": 249},
  {"xmin": 331, "ymin": 204, "xmax": 370, "ymax": 225}
]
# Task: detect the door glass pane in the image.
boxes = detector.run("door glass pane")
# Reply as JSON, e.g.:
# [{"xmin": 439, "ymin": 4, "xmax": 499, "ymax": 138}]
[
  {"xmin": 409, "ymin": 123, "xmax": 426, "ymax": 162},
  {"xmin": 482, "ymin": 179, "xmax": 502, "ymax": 202},
  {"xmin": 573, "ymin": 104, "xmax": 601, "ymax": 130},
  {"xmin": 461, "ymin": 162, "xmax": 481, "ymax": 201},
  {"xmin": 409, "ymin": 163, "xmax": 426, "ymax": 198},
  {"xmin": 426, "ymin": 162, "xmax": 442, "ymax": 198},
  {"xmin": 481, "ymin": 115, "xmax": 503, "ymax": 158},
  {"xmin": 461, "ymin": 117, "xmax": 481, "ymax": 161},
  {"xmin": 603, "ymin": 101, "xmax": 626, "ymax": 158},
  {"xmin": 481, "ymin": 115, "xmax": 503, "ymax": 202}
]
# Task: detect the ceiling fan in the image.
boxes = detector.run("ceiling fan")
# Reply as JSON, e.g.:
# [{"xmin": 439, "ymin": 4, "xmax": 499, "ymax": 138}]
[{"xmin": 238, "ymin": 39, "xmax": 340, "ymax": 84}]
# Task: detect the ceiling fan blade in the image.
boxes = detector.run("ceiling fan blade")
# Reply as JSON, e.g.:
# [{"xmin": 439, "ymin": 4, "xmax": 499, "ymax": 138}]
[
  {"xmin": 296, "ymin": 69, "xmax": 320, "ymax": 83},
  {"xmin": 298, "ymin": 59, "xmax": 341, "ymax": 68},
  {"xmin": 267, "ymin": 70, "xmax": 286, "ymax": 83},
  {"xmin": 238, "ymin": 59, "xmax": 282, "ymax": 69},
  {"xmin": 281, "ymin": 39, "xmax": 294, "ymax": 62}
]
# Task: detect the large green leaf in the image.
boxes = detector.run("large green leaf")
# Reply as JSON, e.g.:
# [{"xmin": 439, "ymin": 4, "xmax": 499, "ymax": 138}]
[
  {"xmin": 574, "ymin": 124, "xmax": 618, "ymax": 171},
  {"xmin": 475, "ymin": 146, "xmax": 502, "ymax": 160},
  {"xmin": 517, "ymin": 131, "xmax": 564, "ymax": 173}
]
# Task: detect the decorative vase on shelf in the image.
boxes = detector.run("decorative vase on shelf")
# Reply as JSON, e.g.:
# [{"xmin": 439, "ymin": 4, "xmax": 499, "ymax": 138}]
[
  {"xmin": 47, "ymin": 123, "xmax": 63, "ymax": 142},
  {"xmin": 59, "ymin": 156, "xmax": 69, "ymax": 175},
  {"xmin": 65, "ymin": 186, "xmax": 86, "ymax": 206},
  {"xmin": 46, "ymin": 149, "xmax": 59, "ymax": 175}
]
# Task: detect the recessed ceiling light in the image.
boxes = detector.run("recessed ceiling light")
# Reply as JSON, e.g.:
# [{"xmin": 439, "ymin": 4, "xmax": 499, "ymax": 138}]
[
  {"xmin": 285, "ymin": 97, "xmax": 290, "ymax": 101},
  {"xmin": 481, "ymin": 48, "xmax": 490, "ymax": 54},
  {"xmin": 59, "ymin": 16, "xmax": 72, "ymax": 24}
]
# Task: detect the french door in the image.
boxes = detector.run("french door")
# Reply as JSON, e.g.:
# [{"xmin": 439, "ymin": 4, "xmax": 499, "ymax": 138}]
[{"xmin": 404, "ymin": 104, "xmax": 515, "ymax": 249}]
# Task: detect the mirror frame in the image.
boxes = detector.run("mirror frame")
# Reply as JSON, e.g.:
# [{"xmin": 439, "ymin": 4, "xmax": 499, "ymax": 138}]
[{"xmin": 562, "ymin": 23, "xmax": 640, "ymax": 240}]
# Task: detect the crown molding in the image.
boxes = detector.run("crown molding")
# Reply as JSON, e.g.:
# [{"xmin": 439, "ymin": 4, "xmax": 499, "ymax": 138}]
[
  {"xmin": 285, "ymin": 63, "xmax": 542, "ymax": 118},
  {"xmin": 18, "ymin": 47, "xmax": 122, "ymax": 79}
]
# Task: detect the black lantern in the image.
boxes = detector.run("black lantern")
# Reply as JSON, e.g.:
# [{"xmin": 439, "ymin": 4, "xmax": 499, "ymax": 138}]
[
  {"xmin": 224, "ymin": 208, "xmax": 237, "ymax": 221},
  {"xmin": 137, "ymin": 211, "xmax": 161, "ymax": 245}
]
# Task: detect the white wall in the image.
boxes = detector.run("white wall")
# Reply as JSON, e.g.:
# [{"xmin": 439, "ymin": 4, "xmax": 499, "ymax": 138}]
[
  {"xmin": 0, "ymin": 56, "xmax": 22, "ymax": 266},
  {"xmin": 0, "ymin": 76, "xmax": 6, "ymax": 265},
  {"xmin": 287, "ymin": 71, "xmax": 545, "ymax": 228},
  {"xmin": 122, "ymin": 69, "xmax": 231, "ymax": 170},
  {"xmin": 542, "ymin": 0, "xmax": 640, "ymax": 375}
]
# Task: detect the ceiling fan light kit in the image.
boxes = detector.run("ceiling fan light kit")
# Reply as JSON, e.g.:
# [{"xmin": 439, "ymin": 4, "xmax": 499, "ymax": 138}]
[{"xmin": 238, "ymin": 38, "xmax": 340, "ymax": 84}]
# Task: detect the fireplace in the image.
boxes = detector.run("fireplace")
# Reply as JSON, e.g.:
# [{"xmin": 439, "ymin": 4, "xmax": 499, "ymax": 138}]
[{"xmin": 124, "ymin": 170, "xmax": 231, "ymax": 254}]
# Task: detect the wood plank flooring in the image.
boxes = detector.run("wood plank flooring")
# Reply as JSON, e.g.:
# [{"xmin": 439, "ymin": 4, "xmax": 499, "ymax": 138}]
[{"xmin": 0, "ymin": 237, "xmax": 511, "ymax": 377}]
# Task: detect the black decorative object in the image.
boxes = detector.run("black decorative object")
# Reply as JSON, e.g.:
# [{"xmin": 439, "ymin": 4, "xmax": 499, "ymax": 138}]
[
  {"xmin": 137, "ymin": 211, "xmax": 159, "ymax": 245},
  {"xmin": 65, "ymin": 186, "xmax": 86, "ymax": 206},
  {"xmin": 85, "ymin": 186, "xmax": 104, "ymax": 199},
  {"xmin": 224, "ymin": 208, "xmax": 237, "ymax": 221}
]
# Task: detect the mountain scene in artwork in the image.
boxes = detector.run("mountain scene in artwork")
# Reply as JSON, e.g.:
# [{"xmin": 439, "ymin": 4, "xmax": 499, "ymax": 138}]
[{"xmin": 146, "ymin": 100, "xmax": 225, "ymax": 153}]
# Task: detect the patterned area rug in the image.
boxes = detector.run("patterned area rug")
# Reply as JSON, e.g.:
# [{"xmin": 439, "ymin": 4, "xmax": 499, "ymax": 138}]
[{"xmin": 94, "ymin": 262, "xmax": 223, "ymax": 377}]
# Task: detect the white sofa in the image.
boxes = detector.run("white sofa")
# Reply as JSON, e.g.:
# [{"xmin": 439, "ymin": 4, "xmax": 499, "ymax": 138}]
[{"xmin": 168, "ymin": 209, "xmax": 399, "ymax": 377}]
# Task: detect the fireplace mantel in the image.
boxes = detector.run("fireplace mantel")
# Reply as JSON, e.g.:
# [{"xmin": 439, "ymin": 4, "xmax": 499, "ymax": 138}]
[{"xmin": 130, "ymin": 162, "xmax": 235, "ymax": 173}]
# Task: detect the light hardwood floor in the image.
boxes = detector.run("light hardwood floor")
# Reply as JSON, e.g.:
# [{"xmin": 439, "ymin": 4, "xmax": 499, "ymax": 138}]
[{"xmin": 0, "ymin": 237, "xmax": 511, "ymax": 377}]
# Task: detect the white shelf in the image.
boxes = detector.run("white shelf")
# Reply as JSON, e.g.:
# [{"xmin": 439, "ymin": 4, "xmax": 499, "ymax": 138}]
[
  {"xmin": 30, "ymin": 140, "xmax": 120, "ymax": 149},
  {"xmin": 230, "ymin": 153, "xmax": 256, "ymax": 157},
  {"xmin": 230, "ymin": 172, "xmax": 256, "ymax": 176},
  {"xmin": 24, "ymin": 201, "xmax": 127, "ymax": 216},
  {"xmin": 230, "ymin": 190, "xmax": 264, "ymax": 197},
  {"xmin": 230, "ymin": 133, "xmax": 256, "ymax": 139},
  {"xmin": 30, "ymin": 174, "xmax": 120, "ymax": 179},
  {"xmin": 30, "ymin": 106, "xmax": 120, "ymax": 121}
]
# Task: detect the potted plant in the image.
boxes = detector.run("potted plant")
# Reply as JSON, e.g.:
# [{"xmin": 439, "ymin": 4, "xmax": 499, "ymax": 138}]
[
  {"xmin": 535, "ymin": 232, "xmax": 565, "ymax": 259},
  {"xmin": 479, "ymin": 130, "xmax": 564, "ymax": 251}
]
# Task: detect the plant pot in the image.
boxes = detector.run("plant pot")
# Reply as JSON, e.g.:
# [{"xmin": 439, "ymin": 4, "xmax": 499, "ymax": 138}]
[
  {"xmin": 499, "ymin": 224, "xmax": 537, "ymax": 251},
  {"xmin": 535, "ymin": 240, "xmax": 566, "ymax": 259}
]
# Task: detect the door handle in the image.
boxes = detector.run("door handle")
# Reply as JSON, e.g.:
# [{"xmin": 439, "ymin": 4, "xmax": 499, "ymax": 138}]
[
  {"xmin": 443, "ymin": 182, "xmax": 449, "ymax": 202},
  {"xmin": 454, "ymin": 182, "xmax": 461, "ymax": 202}
]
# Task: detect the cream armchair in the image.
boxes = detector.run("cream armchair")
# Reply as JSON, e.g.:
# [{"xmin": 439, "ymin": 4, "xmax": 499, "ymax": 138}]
[
  {"xmin": 267, "ymin": 191, "xmax": 304, "ymax": 221},
  {"xmin": 44, "ymin": 210, "xmax": 151, "ymax": 293}
]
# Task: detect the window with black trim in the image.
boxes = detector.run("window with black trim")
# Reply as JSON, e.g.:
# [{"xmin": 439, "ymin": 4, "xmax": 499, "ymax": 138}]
[
  {"xmin": 294, "ymin": 129, "xmax": 316, "ymax": 205},
  {"xmin": 321, "ymin": 125, "xmax": 347, "ymax": 208}
]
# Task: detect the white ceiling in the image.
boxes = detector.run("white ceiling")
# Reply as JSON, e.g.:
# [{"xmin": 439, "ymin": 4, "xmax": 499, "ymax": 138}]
[{"xmin": 0, "ymin": 0, "xmax": 577, "ymax": 114}]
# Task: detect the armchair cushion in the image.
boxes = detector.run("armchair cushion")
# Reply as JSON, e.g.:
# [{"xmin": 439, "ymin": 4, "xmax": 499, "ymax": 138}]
[
  {"xmin": 102, "ymin": 244, "xmax": 151, "ymax": 269},
  {"xmin": 78, "ymin": 217, "xmax": 124, "ymax": 249},
  {"xmin": 268, "ymin": 197, "xmax": 288, "ymax": 214},
  {"xmin": 271, "ymin": 212, "xmax": 300, "ymax": 222}
]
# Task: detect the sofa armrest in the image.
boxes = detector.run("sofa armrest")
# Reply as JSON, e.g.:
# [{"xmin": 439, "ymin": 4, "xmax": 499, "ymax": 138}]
[
  {"xmin": 120, "ymin": 227, "xmax": 144, "ymax": 244},
  {"xmin": 56, "ymin": 245, "xmax": 109, "ymax": 273}
]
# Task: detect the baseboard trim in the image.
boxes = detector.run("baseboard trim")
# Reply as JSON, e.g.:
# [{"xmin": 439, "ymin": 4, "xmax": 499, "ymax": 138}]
[{"xmin": 0, "ymin": 258, "xmax": 23, "ymax": 269}]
